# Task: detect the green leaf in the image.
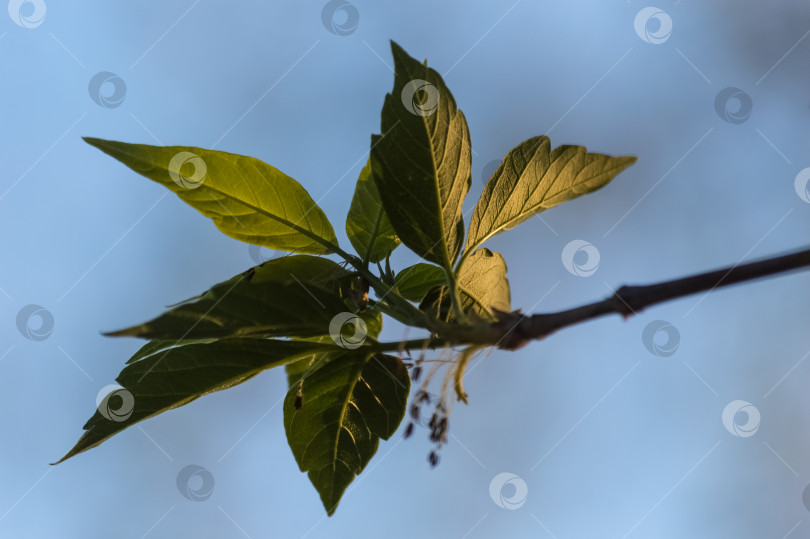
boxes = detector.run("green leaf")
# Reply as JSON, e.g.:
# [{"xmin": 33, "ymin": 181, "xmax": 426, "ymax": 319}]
[
  {"xmin": 126, "ymin": 338, "xmax": 214, "ymax": 364},
  {"xmin": 244, "ymin": 254, "xmax": 351, "ymax": 289},
  {"xmin": 394, "ymin": 263, "xmax": 446, "ymax": 302},
  {"xmin": 420, "ymin": 248, "xmax": 510, "ymax": 321},
  {"xmin": 345, "ymin": 160, "xmax": 400, "ymax": 263},
  {"xmin": 84, "ymin": 138, "xmax": 339, "ymax": 254},
  {"xmin": 57, "ymin": 339, "xmax": 334, "ymax": 463},
  {"xmin": 284, "ymin": 352, "xmax": 409, "ymax": 515},
  {"xmin": 370, "ymin": 41, "xmax": 472, "ymax": 271},
  {"xmin": 104, "ymin": 256, "xmax": 352, "ymax": 340},
  {"xmin": 285, "ymin": 351, "xmax": 322, "ymax": 389},
  {"xmin": 466, "ymin": 135, "xmax": 636, "ymax": 254},
  {"xmin": 285, "ymin": 309, "xmax": 383, "ymax": 388},
  {"xmin": 159, "ymin": 257, "xmax": 350, "ymax": 317}
]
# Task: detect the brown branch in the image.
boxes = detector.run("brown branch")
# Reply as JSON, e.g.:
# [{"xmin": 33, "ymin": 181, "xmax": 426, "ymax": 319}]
[{"xmin": 439, "ymin": 246, "xmax": 810, "ymax": 351}]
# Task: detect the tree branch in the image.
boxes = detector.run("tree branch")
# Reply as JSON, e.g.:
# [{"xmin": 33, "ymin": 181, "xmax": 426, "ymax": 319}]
[{"xmin": 396, "ymin": 246, "xmax": 810, "ymax": 352}]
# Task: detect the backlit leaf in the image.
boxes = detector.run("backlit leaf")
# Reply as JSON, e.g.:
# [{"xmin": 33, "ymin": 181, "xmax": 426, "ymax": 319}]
[
  {"xmin": 371, "ymin": 42, "xmax": 471, "ymax": 271},
  {"xmin": 84, "ymin": 138, "xmax": 339, "ymax": 254},
  {"xmin": 421, "ymin": 248, "xmax": 510, "ymax": 321},
  {"xmin": 466, "ymin": 136, "xmax": 636, "ymax": 254}
]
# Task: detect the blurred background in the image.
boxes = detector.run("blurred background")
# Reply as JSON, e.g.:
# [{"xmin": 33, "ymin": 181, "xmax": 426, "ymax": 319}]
[{"xmin": 2, "ymin": 0, "xmax": 810, "ymax": 537}]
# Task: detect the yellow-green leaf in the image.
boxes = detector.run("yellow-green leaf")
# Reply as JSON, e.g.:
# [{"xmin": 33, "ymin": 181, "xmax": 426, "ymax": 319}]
[
  {"xmin": 84, "ymin": 138, "xmax": 339, "ymax": 254},
  {"xmin": 466, "ymin": 135, "xmax": 636, "ymax": 253},
  {"xmin": 421, "ymin": 248, "xmax": 510, "ymax": 321}
]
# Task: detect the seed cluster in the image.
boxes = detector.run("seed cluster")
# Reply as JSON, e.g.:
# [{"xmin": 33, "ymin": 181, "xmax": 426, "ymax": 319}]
[{"xmin": 403, "ymin": 389, "xmax": 450, "ymax": 468}]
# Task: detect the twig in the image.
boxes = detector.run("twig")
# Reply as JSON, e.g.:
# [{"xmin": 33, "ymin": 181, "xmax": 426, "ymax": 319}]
[
  {"xmin": 379, "ymin": 246, "xmax": 810, "ymax": 352},
  {"xmin": 492, "ymin": 246, "xmax": 810, "ymax": 350}
]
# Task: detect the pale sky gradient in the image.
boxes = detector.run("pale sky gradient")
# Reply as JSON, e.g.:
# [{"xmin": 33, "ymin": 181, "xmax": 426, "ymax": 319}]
[{"xmin": 1, "ymin": 1, "xmax": 810, "ymax": 537}]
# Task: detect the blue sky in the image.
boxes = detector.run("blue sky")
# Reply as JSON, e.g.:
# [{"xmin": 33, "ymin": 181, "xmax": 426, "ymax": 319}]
[{"xmin": 2, "ymin": 1, "xmax": 810, "ymax": 537}]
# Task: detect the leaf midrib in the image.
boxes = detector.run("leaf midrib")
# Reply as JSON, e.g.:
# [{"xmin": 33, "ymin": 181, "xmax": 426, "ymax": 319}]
[
  {"xmin": 406, "ymin": 62, "xmax": 454, "ymax": 271},
  {"xmin": 332, "ymin": 360, "xmax": 367, "ymax": 471},
  {"xmin": 363, "ymin": 207, "xmax": 384, "ymax": 264},
  {"xmin": 196, "ymin": 183, "xmax": 339, "ymax": 253}
]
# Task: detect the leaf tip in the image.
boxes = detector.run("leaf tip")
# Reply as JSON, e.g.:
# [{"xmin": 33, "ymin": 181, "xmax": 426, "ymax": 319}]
[
  {"xmin": 389, "ymin": 39, "xmax": 404, "ymax": 55},
  {"xmin": 82, "ymin": 136, "xmax": 104, "ymax": 148},
  {"xmin": 51, "ymin": 449, "xmax": 73, "ymax": 466},
  {"xmin": 615, "ymin": 155, "xmax": 639, "ymax": 174},
  {"xmin": 101, "ymin": 327, "xmax": 136, "ymax": 338},
  {"xmin": 389, "ymin": 40, "xmax": 422, "ymax": 68}
]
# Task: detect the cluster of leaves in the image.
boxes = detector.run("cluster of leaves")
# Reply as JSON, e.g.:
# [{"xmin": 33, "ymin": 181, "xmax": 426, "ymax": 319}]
[{"xmin": 58, "ymin": 42, "xmax": 636, "ymax": 515}]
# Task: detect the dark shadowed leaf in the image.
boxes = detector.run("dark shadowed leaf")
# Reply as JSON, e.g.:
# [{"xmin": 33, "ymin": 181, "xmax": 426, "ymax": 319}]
[
  {"xmin": 126, "ymin": 338, "xmax": 214, "ymax": 365},
  {"xmin": 284, "ymin": 352, "xmax": 409, "ymax": 515},
  {"xmin": 243, "ymin": 255, "xmax": 351, "ymax": 289},
  {"xmin": 345, "ymin": 160, "xmax": 400, "ymax": 263},
  {"xmin": 84, "ymin": 138, "xmax": 339, "ymax": 254},
  {"xmin": 285, "ymin": 310, "xmax": 383, "ymax": 388},
  {"xmin": 466, "ymin": 135, "xmax": 636, "ymax": 254},
  {"xmin": 105, "ymin": 256, "xmax": 352, "ymax": 340},
  {"xmin": 58, "ymin": 339, "xmax": 336, "ymax": 463},
  {"xmin": 371, "ymin": 41, "xmax": 471, "ymax": 271}
]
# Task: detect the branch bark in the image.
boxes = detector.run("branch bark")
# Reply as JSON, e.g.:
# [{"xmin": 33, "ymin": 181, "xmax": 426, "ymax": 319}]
[{"xmin": 414, "ymin": 246, "xmax": 810, "ymax": 351}]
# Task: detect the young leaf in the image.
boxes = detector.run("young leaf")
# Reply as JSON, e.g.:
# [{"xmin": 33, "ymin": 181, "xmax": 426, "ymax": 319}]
[
  {"xmin": 421, "ymin": 248, "xmax": 510, "ymax": 321},
  {"xmin": 105, "ymin": 255, "xmax": 352, "ymax": 340},
  {"xmin": 465, "ymin": 136, "xmax": 636, "ymax": 256},
  {"xmin": 394, "ymin": 263, "xmax": 446, "ymax": 302},
  {"xmin": 284, "ymin": 352, "xmax": 409, "ymax": 515},
  {"xmin": 370, "ymin": 41, "xmax": 472, "ymax": 271},
  {"xmin": 456, "ymin": 248, "xmax": 510, "ymax": 316},
  {"xmin": 345, "ymin": 160, "xmax": 400, "ymax": 263},
  {"xmin": 84, "ymin": 138, "xmax": 339, "ymax": 254},
  {"xmin": 57, "ymin": 339, "xmax": 334, "ymax": 463}
]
